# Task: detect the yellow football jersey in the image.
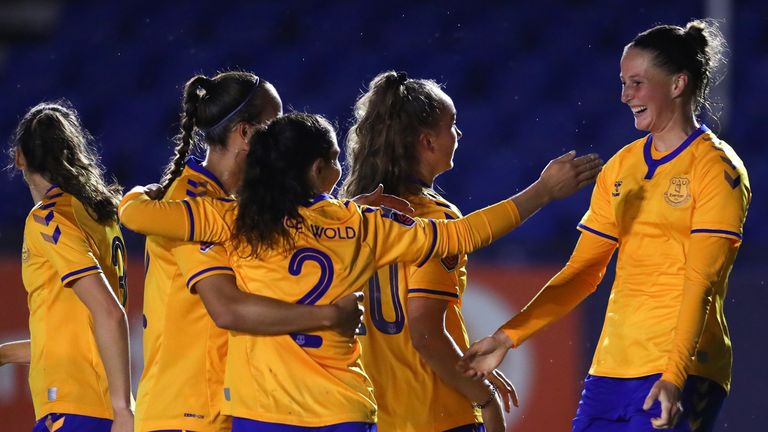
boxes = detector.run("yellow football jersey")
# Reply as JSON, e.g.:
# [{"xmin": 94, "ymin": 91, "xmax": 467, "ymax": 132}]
[
  {"xmin": 21, "ymin": 185, "xmax": 127, "ymax": 420},
  {"xmin": 118, "ymin": 190, "xmax": 520, "ymax": 426},
  {"xmin": 578, "ymin": 125, "xmax": 750, "ymax": 391},
  {"xmin": 135, "ymin": 158, "xmax": 233, "ymax": 432},
  {"xmin": 359, "ymin": 190, "xmax": 481, "ymax": 431}
]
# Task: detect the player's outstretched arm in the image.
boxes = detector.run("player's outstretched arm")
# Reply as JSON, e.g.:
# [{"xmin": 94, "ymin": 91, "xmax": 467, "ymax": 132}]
[
  {"xmin": 457, "ymin": 329, "xmax": 514, "ymax": 380},
  {"xmin": 0, "ymin": 340, "xmax": 31, "ymax": 366},
  {"xmin": 194, "ymin": 274, "xmax": 363, "ymax": 337},
  {"xmin": 511, "ymin": 151, "xmax": 602, "ymax": 223}
]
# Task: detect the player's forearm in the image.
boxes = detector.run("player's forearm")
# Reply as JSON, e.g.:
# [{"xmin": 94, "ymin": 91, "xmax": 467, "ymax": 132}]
[
  {"xmin": 431, "ymin": 199, "xmax": 521, "ymax": 259},
  {"xmin": 119, "ymin": 189, "xmax": 190, "ymax": 240},
  {"xmin": 662, "ymin": 235, "xmax": 734, "ymax": 388},
  {"xmin": 501, "ymin": 232, "xmax": 615, "ymax": 347},
  {"xmin": 91, "ymin": 306, "xmax": 132, "ymax": 410},
  {"xmin": 198, "ymin": 278, "xmax": 337, "ymax": 335},
  {"xmin": 410, "ymin": 318, "xmax": 495, "ymax": 403},
  {"xmin": 0, "ymin": 340, "xmax": 31, "ymax": 366}
]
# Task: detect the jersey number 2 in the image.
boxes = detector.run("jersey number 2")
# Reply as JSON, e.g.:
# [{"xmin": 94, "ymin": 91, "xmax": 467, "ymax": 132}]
[{"xmin": 288, "ymin": 247, "xmax": 334, "ymax": 348}]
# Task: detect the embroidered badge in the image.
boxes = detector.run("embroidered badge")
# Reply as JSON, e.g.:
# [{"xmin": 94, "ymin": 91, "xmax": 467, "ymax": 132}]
[
  {"xmin": 612, "ymin": 180, "xmax": 623, "ymax": 197},
  {"xmin": 199, "ymin": 242, "xmax": 215, "ymax": 253},
  {"xmin": 21, "ymin": 242, "xmax": 29, "ymax": 263},
  {"xmin": 664, "ymin": 177, "xmax": 691, "ymax": 207}
]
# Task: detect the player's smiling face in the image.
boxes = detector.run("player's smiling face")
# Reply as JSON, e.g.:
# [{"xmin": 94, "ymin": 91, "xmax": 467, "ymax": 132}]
[{"xmin": 620, "ymin": 46, "xmax": 679, "ymax": 133}]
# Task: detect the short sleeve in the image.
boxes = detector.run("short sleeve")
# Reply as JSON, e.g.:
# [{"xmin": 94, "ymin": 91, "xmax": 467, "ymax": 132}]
[
  {"xmin": 690, "ymin": 150, "xmax": 750, "ymax": 242},
  {"xmin": 27, "ymin": 208, "xmax": 102, "ymax": 286},
  {"xmin": 172, "ymin": 241, "xmax": 235, "ymax": 292},
  {"xmin": 407, "ymin": 206, "xmax": 463, "ymax": 302},
  {"xmin": 578, "ymin": 160, "xmax": 619, "ymax": 243},
  {"xmin": 407, "ymin": 257, "xmax": 462, "ymax": 302}
]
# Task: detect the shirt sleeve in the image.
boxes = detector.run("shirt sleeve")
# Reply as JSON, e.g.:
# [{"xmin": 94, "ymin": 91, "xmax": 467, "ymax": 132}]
[
  {"xmin": 407, "ymin": 209, "xmax": 463, "ymax": 302},
  {"xmin": 27, "ymin": 207, "xmax": 103, "ymax": 286},
  {"xmin": 577, "ymin": 160, "xmax": 619, "ymax": 243},
  {"xmin": 171, "ymin": 242, "xmax": 235, "ymax": 292},
  {"xmin": 362, "ymin": 198, "xmax": 521, "ymax": 269},
  {"xmin": 690, "ymin": 150, "xmax": 750, "ymax": 241},
  {"xmin": 661, "ymin": 235, "xmax": 736, "ymax": 388},
  {"xmin": 119, "ymin": 188, "xmax": 235, "ymax": 243},
  {"xmin": 499, "ymin": 232, "xmax": 616, "ymax": 347}
]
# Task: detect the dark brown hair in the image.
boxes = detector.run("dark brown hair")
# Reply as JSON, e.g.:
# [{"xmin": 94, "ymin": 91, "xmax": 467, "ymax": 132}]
[
  {"xmin": 629, "ymin": 19, "xmax": 726, "ymax": 115},
  {"xmin": 160, "ymin": 71, "xmax": 278, "ymax": 193},
  {"xmin": 10, "ymin": 100, "xmax": 121, "ymax": 223},
  {"xmin": 234, "ymin": 112, "xmax": 337, "ymax": 258}
]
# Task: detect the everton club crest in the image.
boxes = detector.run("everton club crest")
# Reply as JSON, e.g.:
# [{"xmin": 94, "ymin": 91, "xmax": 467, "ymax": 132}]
[{"xmin": 664, "ymin": 176, "xmax": 691, "ymax": 207}]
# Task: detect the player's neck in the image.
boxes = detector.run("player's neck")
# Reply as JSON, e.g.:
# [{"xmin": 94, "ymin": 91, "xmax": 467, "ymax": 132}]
[
  {"xmin": 203, "ymin": 149, "xmax": 243, "ymax": 196},
  {"xmin": 651, "ymin": 111, "xmax": 698, "ymax": 153},
  {"xmin": 25, "ymin": 172, "xmax": 53, "ymax": 204}
]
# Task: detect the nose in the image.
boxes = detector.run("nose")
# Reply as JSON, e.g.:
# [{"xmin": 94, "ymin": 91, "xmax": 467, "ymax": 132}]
[
  {"xmin": 621, "ymin": 85, "xmax": 631, "ymax": 104},
  {"xmin": 456, "ymin": 126, "xmax": 463, "ymax": 140}
]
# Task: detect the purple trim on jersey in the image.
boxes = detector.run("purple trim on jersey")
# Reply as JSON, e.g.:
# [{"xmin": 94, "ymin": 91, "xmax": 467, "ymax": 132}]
[
  {"xmin": 41, "ymin": 201, "xmax": 57, "ymax": 210},
  {"xmin": 232, "ymin": 417, "xmax": 376, "ymax": 432},
  {"xmin": 45, "ymin": 192, "xmax": 65, "ymax": 200},
  {"xmin": 643, "ymin": 124, "xmax": 709, "ymax": 180},
  {"xmin": 217, "ymin": 197, "xmax": 236, "ymax": 202},
  {"xmin": 434, "ymin": 201, "xmax": 453, "ymax": 210},
  {"xmin": 691, "ymin": 228, "xmax": 742, "ymax": 240},
  {"xmin": 577, "ymin": 223, "xmax": 618, "ymax": 243},
  {"xmin": 182, "ymin": 200, "xmax": 195, "ymax": 241},
  {"xmin": 60, "ymin": 265, "xmax": 102, "ymax": 283},
  {"xmin": 33, "ymin": 413, "xmax": 112, "ymax": 432},
  {"xmin": 44, "ymin": 184, "xmax": 60, "ymax": 196},
  {"xmin": 306, "ymin": 193, "xmax": 334, "ymax": 207},
  {"xmin": 33, "ymin": 210, "xmax": 55, "ymax": 226},
  {"xmin": 186, "ymin": 266, "xmax": 234, "ymax": 288},
  {"xmin": 408, "ymin": 288, "xmax": 459, "ymax": 299},
  {"xmin": 445, "ymin": 424, "xmax": 486, "ymax": 432},
  {"xmin": 289, "ymin": 333, "xmax": 323, "ymax": 348},
  {"xmin": 185, "ymin": 156, "xmax": 227, "ymax": 192},
  {"xmin": 417, "ymin": 219, "xmax": 439, "ymax": 267}
]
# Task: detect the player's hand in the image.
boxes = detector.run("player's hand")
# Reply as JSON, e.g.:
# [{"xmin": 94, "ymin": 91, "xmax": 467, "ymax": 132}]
[
  {"xmin": 538, "ymin": 151, "xmax": 602, "ymax": 201},
  {"xmin": 643, "ymin": 379, "xmax": 683, "ymax": 429},
  {"xmin": 329, "ymin": 292, "xmax": 365, "ymax": 338},
  {"xmin": 142, "ymin": 183, "xmax": 165, "ymax": 200},
  {"xmin": 480, "ymin": 391, "xmax": 507, "ymax": 432},
  {"xmin": 457, "ymin": 330, "xmax": 513, "ymax": 380},
  {"xmin": 110, "ymin": 406, "xmax": 134, "ymax": 432},
  {"xmin": 487, "ymin": 369, "xmax": 519, "ymax": 412},
  {"xmin": 352, "ymin": 184, "xmax": 415, "ymax": 215}
]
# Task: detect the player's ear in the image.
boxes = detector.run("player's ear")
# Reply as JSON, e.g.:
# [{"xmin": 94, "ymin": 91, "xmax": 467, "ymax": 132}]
[
  {"xmin": 418, "ymin": 129, "xmax": 436, "ymax": 152},
  {"xmin": 671, "ymin": 73, "xmax": 688, "ymax": 98},
  {"xmin": 15, "ymin": 148, "xmax": 26, "ymax": 169},
  {"xmin": 308, "ymin": 158, "xmax": 324, "ymax": 193}
]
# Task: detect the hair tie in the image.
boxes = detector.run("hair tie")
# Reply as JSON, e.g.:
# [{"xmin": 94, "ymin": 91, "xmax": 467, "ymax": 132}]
[
  {"xmin": 203, "ymin": 77, "xmax": 261, "ymax": 132},
  {"xmin": 395, "ymin": 71, "xmax": 408, "ymax": 84}
]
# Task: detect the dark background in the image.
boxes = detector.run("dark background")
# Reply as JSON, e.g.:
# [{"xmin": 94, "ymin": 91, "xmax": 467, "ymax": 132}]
[{"xmin": 0, "ymin": 0, "xmax": 764, "ymax": 429}]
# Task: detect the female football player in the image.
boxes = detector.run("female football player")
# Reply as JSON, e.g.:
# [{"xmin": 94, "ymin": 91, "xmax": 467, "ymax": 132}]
[
  {"xmin": 8, "ymin": 101, "xmax": 132, "ymax": 432},
  {"xmin": 459, "ymin": 19, "xmax": 750, "ymax": 432},
  {"xmin": 118, "ymin": 111, "xmax": 600, "ymax": 431}
]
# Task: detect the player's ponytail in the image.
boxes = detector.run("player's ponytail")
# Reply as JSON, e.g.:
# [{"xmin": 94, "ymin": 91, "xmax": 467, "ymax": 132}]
[
  {"xmin": 233, "ymin": 112, "xmax": 336, "ymax": 258},
  {"xmin": 341, "ymin": 70, "xmax": 446, "ymax": 199},
  {"xmin": 629, "ymin": 19, "xmax": 726, "ymax": 116},
  {"xmin": 10, "ymin": 100, "xmax": 121, "ymax": 223},
  {"xmin": 160, "ymin": 71, "xmax": 279, "ymax": 194}
]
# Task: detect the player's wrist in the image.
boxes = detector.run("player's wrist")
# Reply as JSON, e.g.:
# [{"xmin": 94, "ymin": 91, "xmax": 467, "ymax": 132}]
[
  {"xmin": 492, "ymin": 328, "xmax": 515, "ymax": 349},
  {"xmin": 472, "ymin": 381, "xmax": 498, "ymax": 410}
]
